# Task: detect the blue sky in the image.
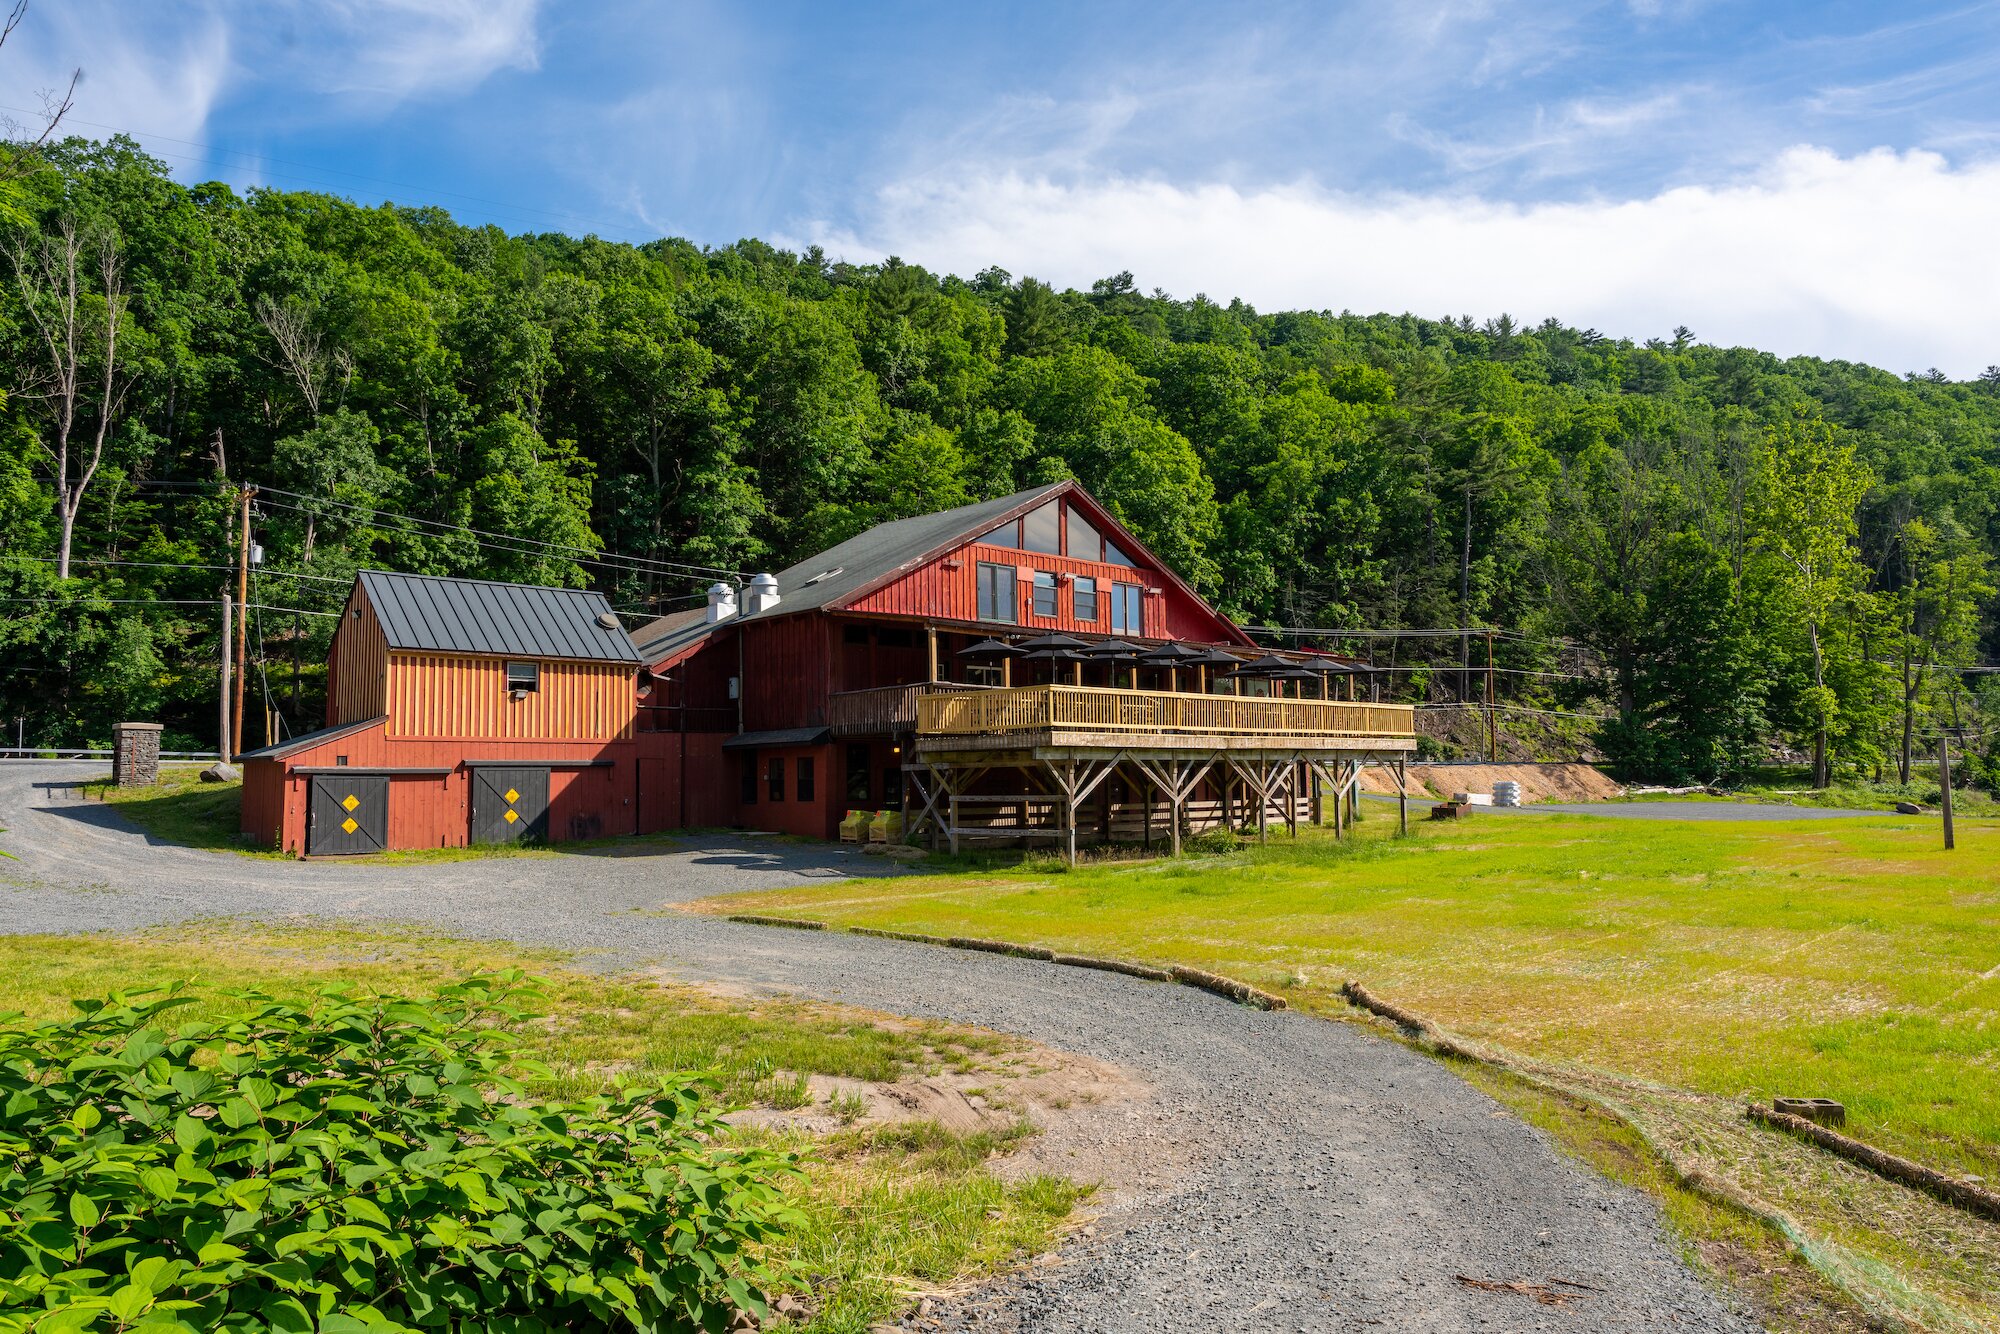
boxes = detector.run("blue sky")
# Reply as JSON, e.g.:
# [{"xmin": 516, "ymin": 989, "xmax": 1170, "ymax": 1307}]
[{"xmin": 9, "ymin": 1, "xmax": 2000, "ymax": 373}]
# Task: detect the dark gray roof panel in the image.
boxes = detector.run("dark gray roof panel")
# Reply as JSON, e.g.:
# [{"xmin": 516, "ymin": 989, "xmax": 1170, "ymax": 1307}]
[
  {"xmin": 358, "ymin": 570, "xmax": 642, "ymax": 663},
  {"xmin": 237, "ymin": 713, "xmax": 386, "ymax": 761},
  {"xmin": 720, "ymin": 726, "xmax": 834, "ymax": 750},
  {"xmin": 632, "ymin": 483, "xmax": 1066, "ymax": 662}
]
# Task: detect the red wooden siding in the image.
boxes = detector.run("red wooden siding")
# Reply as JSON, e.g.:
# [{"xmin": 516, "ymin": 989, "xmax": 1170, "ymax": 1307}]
[
  {"xmin": 239, "ymin": 715, "xmax": 640, "ymax": 854},
  {"xmin": 849, "ymin": 541, "xmax": 1235, "ymax": 643}
]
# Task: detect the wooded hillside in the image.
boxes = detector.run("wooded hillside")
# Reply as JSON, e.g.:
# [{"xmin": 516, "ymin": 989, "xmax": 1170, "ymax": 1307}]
[{"xmin": 5, "ymin": 137, "xmax": 1998, "ymax": 786}]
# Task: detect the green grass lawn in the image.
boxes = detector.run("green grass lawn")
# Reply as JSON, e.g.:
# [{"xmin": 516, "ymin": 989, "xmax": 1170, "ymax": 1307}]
[
  {"xmin": 0, "ymin": 927, "xmax": 1081, "ymax": 1334},
  {"xmin": 706, "ymin": 811, "xmax": 2000, "ymax": 1331}
]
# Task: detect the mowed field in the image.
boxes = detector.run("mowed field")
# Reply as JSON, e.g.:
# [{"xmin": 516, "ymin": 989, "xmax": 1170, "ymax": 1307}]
[{"xmin": 708, "ymin": 809, "xmax": 2000, "ymax": 1330}]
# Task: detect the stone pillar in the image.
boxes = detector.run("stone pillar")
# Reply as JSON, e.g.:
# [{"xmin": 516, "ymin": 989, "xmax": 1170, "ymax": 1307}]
[{"xmin": 113, "ymin": 722, "xmax": 164, "ymax": 787}]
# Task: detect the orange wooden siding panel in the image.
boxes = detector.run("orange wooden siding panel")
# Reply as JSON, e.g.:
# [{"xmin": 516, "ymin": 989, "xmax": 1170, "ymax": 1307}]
[
  {"xmin": 386, "ymin": 653, "xmax": 636, "ymax": 741},
  {"xmin": 326, "ymin": 587, "xmax": 389, "ymax": 725}
]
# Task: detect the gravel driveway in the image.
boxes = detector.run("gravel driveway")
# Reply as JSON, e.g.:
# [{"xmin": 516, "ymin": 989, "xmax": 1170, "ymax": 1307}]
[{"xmin": 2, "ymin": 763, "xmax": 1755, "ymax": 1332}]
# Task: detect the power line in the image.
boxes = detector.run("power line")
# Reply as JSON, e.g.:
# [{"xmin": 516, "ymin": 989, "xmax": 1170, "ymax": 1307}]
[
  {"xmin": 0, "ymin": 597, "xmax": 338, "ymax": 618},
  {"xmin": 1, "ymin": 556, "xmax": 349, "ymax": 583},
  {"xmin": 130, "ymin": 479, "xmax": 744, "ymax": 584},
  {"xmin": 244, "ymin": 489, "xmax": 743, "ymax": 585}
]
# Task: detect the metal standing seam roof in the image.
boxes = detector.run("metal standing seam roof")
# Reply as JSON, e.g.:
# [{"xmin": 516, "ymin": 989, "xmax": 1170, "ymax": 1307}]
[
  {"xmin": 357, "ymin": 570, "xmax": 643, "ymax": 663},
  {"xmin": 630, "ymin": 483, "xmax": 1069, "ymax": 663}
]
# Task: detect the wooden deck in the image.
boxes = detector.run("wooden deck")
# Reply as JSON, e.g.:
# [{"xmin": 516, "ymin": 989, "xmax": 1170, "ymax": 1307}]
[{"xmin": 913, "ymin": 683, "xmax": 1416, "ymax": 753}]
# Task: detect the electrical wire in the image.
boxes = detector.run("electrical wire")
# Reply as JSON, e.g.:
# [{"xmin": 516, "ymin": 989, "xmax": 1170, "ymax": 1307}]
[
  {"xmin": 131, "ymin": 479, "xmax": 745, "ymax": 584},
  {"xmin": 2, "ymin": 556, "xmax": 349, "ymax": 583},
  {"xmin": 0, "ymin": 597, "xmax": 339, "ymax": 617}
]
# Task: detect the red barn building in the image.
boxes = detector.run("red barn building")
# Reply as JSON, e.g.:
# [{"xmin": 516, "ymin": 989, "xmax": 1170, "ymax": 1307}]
[
  {"xmin": 238, "ymin": 572, "xmax": 644, "ymax": 855},
  {"xmin": 241, "ymin": 481, "xmax": 1417, "ymax": 857}
]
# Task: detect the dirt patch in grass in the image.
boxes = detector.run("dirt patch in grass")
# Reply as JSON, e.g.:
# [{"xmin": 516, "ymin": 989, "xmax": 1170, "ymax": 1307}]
[
  {"xmin": 1360, "ymin": 761, "xmax": 1625, "ymax": 803},
  {"xmin": 721, "ymin": 1030, "xmax": 1162, "ymax": 1211}
]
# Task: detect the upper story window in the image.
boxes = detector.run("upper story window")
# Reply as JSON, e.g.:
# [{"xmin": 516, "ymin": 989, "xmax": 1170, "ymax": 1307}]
[
  {"xmin": 1073, "ymin": 576, "xmax": 1099, "ymax": 623},
  {"xmin": 980, "ymin": 518, "xmax": 1021, "ymax": 548},
  {"xmin": 1103, "ymin": 538, "xmax": 1137, "ymax": 568},
  {"xmin": 1021, "ymin": 501, "xmax": 1061, "ymax": 554},
  {"xmin": 976, "ymin": 562, "xmax": 1018, "ymax": 623},
  {"xmin": 1109, "ymin": 582, "xmax": 1144, "ymax": 634},
  {"xmin": 504, "ymin": 661, "xmax": 539, "ymax": 693},
  {"xmin": 1031, "ymin": 571, "xmax": 1058, "ymax": 617},
  {"xmin": 1065, "ymin": 507, "xmax": 1103, "ymax": 561}
]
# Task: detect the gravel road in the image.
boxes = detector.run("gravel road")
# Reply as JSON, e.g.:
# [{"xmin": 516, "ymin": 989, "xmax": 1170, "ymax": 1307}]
[{"xmin": 2, "ymin": 763, "xmax": 1755, "ymax": 1332}]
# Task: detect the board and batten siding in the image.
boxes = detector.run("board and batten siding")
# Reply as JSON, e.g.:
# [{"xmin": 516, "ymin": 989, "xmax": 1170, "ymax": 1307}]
[
  {"xmin": 386, "ymin": 652, "xmax": 636, "ymax": 741},
  {"xmin": 327, "ymin": 588, "xmax": 389, "ymax": 725}
]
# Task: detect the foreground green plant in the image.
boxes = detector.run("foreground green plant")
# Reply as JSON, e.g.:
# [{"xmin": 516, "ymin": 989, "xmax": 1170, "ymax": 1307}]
[{"xmin": 0, "ymin": 974, "xmax": 802, "ymax": 1334}]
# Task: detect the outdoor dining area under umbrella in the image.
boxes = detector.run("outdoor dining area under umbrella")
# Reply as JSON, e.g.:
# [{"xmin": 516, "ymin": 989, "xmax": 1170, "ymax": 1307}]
[
  {"xmin": 957, "ymin": 637, "xmax": 1025, "ymax": 661},
  {"xmin": 1136, "ymin": 640, "xmax": 1206, "ymax": 691},
  {"xmin": 1015, "ymin": 632, "xmax": 1094, "ymax": 684}
]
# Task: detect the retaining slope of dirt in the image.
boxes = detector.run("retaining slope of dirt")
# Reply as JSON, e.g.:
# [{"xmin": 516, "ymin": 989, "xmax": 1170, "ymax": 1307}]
[
  {"xmin": 0, "ymin": 763, "xmax": 1751, "ymax": 1333},
  {"xmin": 1362, "ymin": 761, "xmax": 1626, "ymax": 803}
]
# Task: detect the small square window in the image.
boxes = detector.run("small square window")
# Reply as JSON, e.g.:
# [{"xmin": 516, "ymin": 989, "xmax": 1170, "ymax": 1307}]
[
  {"xmin": 1032, "ymin": 571, "xmax": 1058, "ymax": 617},
  {"xmin": 505, "ymin": 661, "xmax": 539, "ymax": 692},
  {"xmin": 1073, "ymin": 576, "xmax": 1098, "ymax": 622}
]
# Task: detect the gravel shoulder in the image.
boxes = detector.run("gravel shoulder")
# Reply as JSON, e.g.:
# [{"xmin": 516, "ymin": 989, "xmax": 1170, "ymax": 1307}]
[{"xmin": 2, "ymin": 764, "xmax": 1755, "ymax": 1332}]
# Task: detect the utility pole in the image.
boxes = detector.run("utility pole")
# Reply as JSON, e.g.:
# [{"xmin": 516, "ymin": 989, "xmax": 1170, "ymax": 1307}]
[
  {"xmin": 1939, "ymin": 735, "xmax": 1955, "ymax": 851},
  {"xmin": 233, "ymin": 485, "xmax": 254, "ymax": 759},
  {"xmin": 219, "ymin": 590, "xmax": 233, "ymax": 765},
  {"xmin": 1484, "ymin": 629, "xmax": 1497, "ymax": 762}
]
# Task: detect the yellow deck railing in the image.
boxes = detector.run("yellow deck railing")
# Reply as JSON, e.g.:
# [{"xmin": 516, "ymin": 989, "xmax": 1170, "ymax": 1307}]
[{"xmin": 915, "ymin": 684, "xmax": 1415, "ymax": 739}]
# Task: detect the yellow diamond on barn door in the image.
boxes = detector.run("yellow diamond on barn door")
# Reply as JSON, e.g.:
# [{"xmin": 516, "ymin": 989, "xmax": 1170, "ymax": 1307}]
[
  {"xmin": 504, "ymin": 809, "xmax": 519, "ymax": 824},
  {"xmin": 504, "ymin": 787, "xmax": 520, "ymax": 804},
  {"xmin": 342, "ymin": 794, "xmax": 360, "ymax": 812},
  {"xmin": 340, "ymin": 817, "xmax": 358, "ymax": 835}
]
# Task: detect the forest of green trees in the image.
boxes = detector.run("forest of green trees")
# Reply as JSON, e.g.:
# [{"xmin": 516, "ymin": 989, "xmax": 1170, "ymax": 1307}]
[{"xmin": 5, "ymin": 136, "xmax": 1999, "ymax": 787}]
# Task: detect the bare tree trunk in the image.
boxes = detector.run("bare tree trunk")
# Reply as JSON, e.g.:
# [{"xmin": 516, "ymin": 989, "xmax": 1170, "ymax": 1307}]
[
  {"xmin": 1809, "ymin": 619, "xmax": 1828, "ymax": 788},
  {"xmin": 10, "ymin": 222, "xmax": 131, "ymax": 581},
  {"xmin": 1899, "ymin": 648, "xmax": 1914, "ymax": 785}
]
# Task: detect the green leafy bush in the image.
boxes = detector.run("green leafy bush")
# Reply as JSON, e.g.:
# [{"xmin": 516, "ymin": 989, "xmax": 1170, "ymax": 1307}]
[{"xmin": 0, "ymin": 975, "xmax": 801, "ymax": 1334}]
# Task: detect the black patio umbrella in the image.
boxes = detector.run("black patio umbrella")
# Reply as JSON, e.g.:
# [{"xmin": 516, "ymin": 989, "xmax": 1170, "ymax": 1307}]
[
  {"xmin": 1023, "ymin": 646, "xmax": 1090, "ymax": 663},
  {"xmin": 1138, "ymin": 641, "xmax": 1205, "ymax": 664},
  {"xmin": 1187, "ymin": 647, "xmax": 1248, "ymax": 669},
  {"xmin": 958, "ymin": 638, "xmax": 1025, "ymax": 660},
  {"xmin": 1082, "ymin": 638, "xmax": 1146, "ymax": 660},
  {"xmin": 1015, "ymin": 632, "xmax": 1094, "ymax": 652},
  {"xmin": 1220, "ymin": 654, "xmax": 1301, "ymax": 678}
]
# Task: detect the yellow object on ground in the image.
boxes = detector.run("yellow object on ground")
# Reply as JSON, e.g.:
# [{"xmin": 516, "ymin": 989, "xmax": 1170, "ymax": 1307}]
[
  {"xmin": 839, "ymin": 810, "xmax": 870, "ymax": 843},
  {"xmin": 868, "ymin": 810, "xmax": 902, "ymax": 843}
]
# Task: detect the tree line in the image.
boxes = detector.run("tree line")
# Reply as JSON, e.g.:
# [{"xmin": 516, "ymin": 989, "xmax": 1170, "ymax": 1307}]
[{"xmin": 3, "ymin": 136, "xmax": 1997, "ymax": 787}]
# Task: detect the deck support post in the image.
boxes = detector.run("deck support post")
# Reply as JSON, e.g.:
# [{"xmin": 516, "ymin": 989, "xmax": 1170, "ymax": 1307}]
[{"xmin": 1396, "ymin": 757, "xmax": 1408, "ymax": 834}]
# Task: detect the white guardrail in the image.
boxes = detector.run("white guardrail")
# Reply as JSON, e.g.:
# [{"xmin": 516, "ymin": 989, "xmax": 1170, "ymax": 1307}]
[{"xmin": 0, "ymin": 748, "xmax": 220, "ymax": 760}]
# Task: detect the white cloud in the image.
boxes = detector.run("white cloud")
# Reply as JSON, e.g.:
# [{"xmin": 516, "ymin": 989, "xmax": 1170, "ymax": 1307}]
[
  {"xmin": 1, "ymin": 2, "xmax": 230, "ymax": 147},
  {"xmin": 801, "ymin": 146, "xmax": 2000, "ymax": 376},
  {"xmin": 294, "ymin": 0, "xmax": 542, "ymax": 101}
]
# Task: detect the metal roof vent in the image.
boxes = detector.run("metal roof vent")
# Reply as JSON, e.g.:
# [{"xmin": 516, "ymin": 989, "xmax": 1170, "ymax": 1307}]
[
  {"xmin": 595, "ymin": 611, "xmax": 621, "ymax": 630},
  {"xmin": 744, "ymin": 572, "xmax": 780, "ymax": 615},
  {"xmin": 706, "ymin": 582, "xmax": 738, "ymax": 624}
]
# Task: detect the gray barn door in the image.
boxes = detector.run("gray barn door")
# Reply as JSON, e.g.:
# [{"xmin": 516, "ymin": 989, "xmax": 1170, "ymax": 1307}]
[
  {"xmin": 307, "ymin": 775, "xmax": 388, "ymax": 855},
  {"xmin": 470, "ymin": 767, "xmax": 549, "ymax": 844}
]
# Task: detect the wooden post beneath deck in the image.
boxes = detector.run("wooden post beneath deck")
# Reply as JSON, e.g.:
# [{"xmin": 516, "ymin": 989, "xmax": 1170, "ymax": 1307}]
[{"xmin": 1396, "ymin": 758, "xmax": 1408, "ymax": 834}]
